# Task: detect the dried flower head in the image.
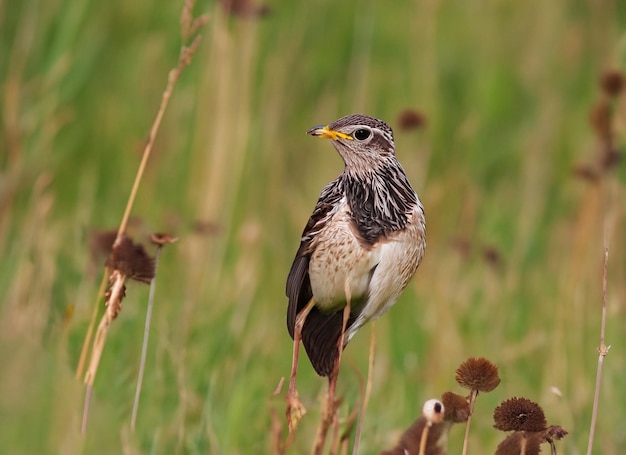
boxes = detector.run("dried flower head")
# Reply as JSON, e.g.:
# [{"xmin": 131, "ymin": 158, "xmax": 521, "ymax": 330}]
[
  {"xmin": 89, "ymin": 229, "xmax": 118, "ymax": 259},
  {"xmin": 398, "ymin": 109, "xmax": 427, "ymax": 131},
  {"xmin": 572, "ymin": 162, "xmax": 599, "ymax": 182},
  {"xmin": 600, "ymin": 70, "xmax": 624, "ymax": 97},
  {"xmin": 151, "ymin": 232, "xmax": 179, "ymax": 246},
  {"xmin": 106, "ymin": 236, "xmax": 155, "ymax": 284},
  {"xmin": 482, "ymin": 245, "xmax": 502, "ymax": 269},
  {"xmin": 543, "ymin": 424, "xmax": 568, "ymax": 442},
  {"xmin": 493, "ymin": 397, "xmax": 547, "ymax": 432},
  {"xmin": 219, "ymin": 0, "xmax": 271, "ymax": 17},
  {"xmin": 589, "ymin": 100, "xmax": 612, "ymax": 141},
  {"xmin": 601, "ymin": 148, "xmax": 621, "ymax": 171},
  {"xmin": 441, "ymin": 392, "xmax": 470, "ymax": 423},
  {"xmin": 383, "ymin": 417, "xmax": 449, "ymax": 455},
  {"xmin": 455, "ymin": 357, "xmax": 501, "ymax": 392},
  {"xmin": 495, "ymin": 431, "xmax": 542, "ymax": 455}
]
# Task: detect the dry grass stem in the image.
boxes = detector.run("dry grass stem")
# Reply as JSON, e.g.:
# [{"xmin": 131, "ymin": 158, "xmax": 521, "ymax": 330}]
[
  {"xmin": 77, "ymin": 0, "xmax": 207, "ymax": 432},
  {"xmin": 586, "ymin": 247, "xmax": 611, "ymax": 455},
  {"xmin": 131, "ymin": 236, "xmax": 176, "ymax": 431},
  {"xmin": 75, "ymin": 271, "xmax": 108, "ymax": 379},
  {"xmin": 461, "ymin": 389, "xmax": 477, "ymax": 455},
  {"xmin": 81, "ymin": 269, "xmax": 127, "ymax": 431}
]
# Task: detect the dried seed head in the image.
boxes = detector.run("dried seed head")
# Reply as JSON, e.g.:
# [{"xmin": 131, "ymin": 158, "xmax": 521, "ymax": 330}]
[
  {"xmin": 600, "ymin": 70, "xmax": 624, "ymax": 97},
  {"xmin": 219, "ymin": 0, "xmax": 271, "ymax": 17},
  {"xmin": 482, "ymin": 245, "xmax": 502, "ymax": 269},
  {"xmin": 455, "ymin": 357, "xmax": 501, "ymax": 392},
  {"xmin": 572, "ymin": 162, "xmax": 599, "ymax": 182},
  {"xmin": 385, "ymin": 416, "xmax": 449, "ymax": 455},
  {"xmin": 601, "ymin": 148, "xmax": 621, "ymax": 171},
  {"xmin": 441, "ymin": 392, "xmax": 470, "ymax": 423},
  {"xmin": 543, "ymin": 424, "xmax": 568, "ymax": 442},
  {"xmin": 89, "ymin": 229, "xmax": 118, "ymax": 259},
  {"xmin": 493, "ymin": 397, "xmax": 547, "ymax": 432},
  {"xmin": 422, "ymin": 399, "xmax": 445, "ymax": 425},
  {"xmin": 151, "ymin": 232, "xmax": 178, "ymax": 246},
  {"xmin": 495, "ymin": 431, "xmax": 542, "ymax": 455},
  {"xmin": 589, "ymin": 100, "xmax": 612, "ymax": 141},
  {"xmin": 398, "ymin": 109, "xmax": 427, "ymax": 131},
  {"xmin": 106, "ymin": 236, "xmax": 155, "ymax": 284}
]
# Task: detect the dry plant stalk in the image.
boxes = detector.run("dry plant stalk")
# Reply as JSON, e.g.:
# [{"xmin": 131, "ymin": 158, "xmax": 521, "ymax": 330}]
[
  {"xmin": 130, "ymin": 234, "xmax": 177, "ymax": 431},
  {"xmin": 455, "ymin": 357, "xmax": 500, "ymax": 455},
  {"xmin": 585, "ymin": 247, "xmax": 611, "ymax": 455},
  {"xmin": 78, "ymin": 0, "xmax": 208, "ymax": 432}
]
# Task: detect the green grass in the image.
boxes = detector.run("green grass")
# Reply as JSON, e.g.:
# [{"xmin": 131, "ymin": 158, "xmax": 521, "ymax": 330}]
[{"xmin": 1, "ymin": 0, "xmax": 626, "ymax": 453}]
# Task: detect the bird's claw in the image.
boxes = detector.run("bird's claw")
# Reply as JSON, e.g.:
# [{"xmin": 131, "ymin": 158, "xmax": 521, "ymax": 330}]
[{"xmin": 286, "ymin": 390, "xmax": 307, "ymax": 433}]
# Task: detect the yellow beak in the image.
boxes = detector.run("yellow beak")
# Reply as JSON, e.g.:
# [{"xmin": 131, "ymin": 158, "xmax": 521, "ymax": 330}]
[{"xmin": 306, "ymin": 125, "xmax": 353, "ymax": 141}]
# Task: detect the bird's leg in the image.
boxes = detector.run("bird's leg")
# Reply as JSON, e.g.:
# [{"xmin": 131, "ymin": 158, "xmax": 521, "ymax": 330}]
[
  {"xmin": 328, "ymin": 284, "xmax": 353, "ymax": 436},
  {"xmin": 328, "ymin": 300, "xmax": 351, "ymax": 414},
  {"xmin": 315, "ymin": 298, "xmax": 351, "ymax": 455},
  {"xmin": 352, "ymin": 321, "xmax": 376, "ymax": 455},
  {"xmin": 286, "ymin": 297, "xmax": 315, "ymax": 434}
]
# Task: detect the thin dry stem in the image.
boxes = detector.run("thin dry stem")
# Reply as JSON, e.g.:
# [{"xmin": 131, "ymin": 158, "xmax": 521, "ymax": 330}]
[
  {"xmin": 586, "ymin": 247, "xmax": 610, "ymax": 455},
  {"xmin": 114, "ymin": 34, "xmax": 201, "ymax": 249},
  {"xmin": 84, "ymin": 271, "xmax": 127, "ymax": 387},
  {"xmin": 75, "ymin": 271, "xmax": 108, "ymax": 378},
  {"xmin": 461, "ymin": 389, "xmax": 478, "ymax": 455},
  {"xmin": 78, "ymin": 1, "xmax": 206, "ymax": 432},
  {"xmin": 418, "ymin": 422, "xmax": 432, "ymax": 455},
  {"xmin": 131, "ymin": 245, "xmax": 164, "ymax": 431},
  {"xmin": 81, "ymin": 270, "xmax": 127, "ymax": 432}
]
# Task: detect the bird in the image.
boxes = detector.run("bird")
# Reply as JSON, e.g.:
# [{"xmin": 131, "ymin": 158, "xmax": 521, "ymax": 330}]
[{"xmin": 285, "ymin": 113, "xmax": 426, "ymax": 431}]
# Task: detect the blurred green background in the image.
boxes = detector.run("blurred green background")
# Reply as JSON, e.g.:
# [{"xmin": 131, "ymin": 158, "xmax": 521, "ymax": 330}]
[{"xmin": 1, "ymin": 0, "xmax": 626, "ymax": 453}]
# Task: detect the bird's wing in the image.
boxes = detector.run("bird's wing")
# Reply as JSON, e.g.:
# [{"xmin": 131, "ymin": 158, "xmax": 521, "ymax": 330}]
[{"xmin": 286, "ymin": 177, "xmax": 343, "ymax": 339}]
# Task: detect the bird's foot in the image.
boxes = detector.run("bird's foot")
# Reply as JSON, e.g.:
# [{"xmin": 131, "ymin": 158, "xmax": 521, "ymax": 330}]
[{"xmin": 286, "ymin": 389, "xmax": 307, "ymax": 433}]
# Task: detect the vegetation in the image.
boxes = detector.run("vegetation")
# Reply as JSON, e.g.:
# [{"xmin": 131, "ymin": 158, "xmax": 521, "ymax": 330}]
[{"xmin": 1, "ymin": 0, "xmax": 625, "ymax": 453}]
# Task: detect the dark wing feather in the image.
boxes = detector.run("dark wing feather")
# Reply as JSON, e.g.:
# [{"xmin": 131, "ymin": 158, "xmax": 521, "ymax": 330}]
[
  {"xmin": 286, "ymin": 178, "xmax": 344, "ymax": 371},
  {"xmin": 286, "ymin": 252, "xmax": 311, "ymax": 339}
]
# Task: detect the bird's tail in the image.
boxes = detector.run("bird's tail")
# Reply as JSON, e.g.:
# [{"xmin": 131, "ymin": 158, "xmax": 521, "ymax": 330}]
[{"xmin": 301, "ymin": 307, "xmax": 357, "ymax": 377}]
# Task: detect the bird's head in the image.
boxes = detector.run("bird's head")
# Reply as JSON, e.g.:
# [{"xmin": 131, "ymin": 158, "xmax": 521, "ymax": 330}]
[{"xmin": 307, "ymin": 114, "xmax": 396, "ymax": 171}]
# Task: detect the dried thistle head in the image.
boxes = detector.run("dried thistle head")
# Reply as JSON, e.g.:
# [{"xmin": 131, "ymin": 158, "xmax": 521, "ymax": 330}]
[
  {"xmin": 493, "ymin": 397, "xmax": 547, "ymax": 432},
  {"xmin": 397, "ymin": 109, "xmax": 427, "ymax": 131},
  {"xmin": 601, "ymin": 148, "xmax": 621, "ymax": 171},
  {"xmin": 455, "ymin": 357, "xmax": 501, "ymax": 393},
  {"xmin": 106, "ymin": 236, "xmax": 155, "ymax": 284},
  {"xmin": 543, "ymin": 424, "xmax": 568, "ymax": 442},
  {"xmin": 494, "ymin": 424, "xmax": 568, "ymax": 454},
  {"xmin": 572, "ymin": 162, "xmax": 600, "ymax": 182},
  {"xmin": 151, "ymin": 232, "xmax": 178, "ymax": 246},
  {"xmin": 600, "ymin": 70, "xmax": 625, "ymax": 97},
  {"xmin": 441, "ymin": 391, "xmax": 470, "ymax": 423},
  {"xmin": 385, "ymin": 417, "xmax": 448, "ymax": 455},
  {"xmin": 383, "ymin": 397, "xmax": 466, "ymax": 455},
  {"xmin": 589, "ymin": 100, "xmax": 612, "ymax": 141},
  {"xmin": 89, "ymin": 229, "xmax": 118, "ymax": 260},
  {"xmin": 495, "ymin": 431, "xmax": 542, "ymax": 455}
]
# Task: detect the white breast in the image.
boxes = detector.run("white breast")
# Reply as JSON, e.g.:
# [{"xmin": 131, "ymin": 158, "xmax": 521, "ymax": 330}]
[{"xmin": 308, "ymin": 198, "xmax": 426, "ymax": 343}]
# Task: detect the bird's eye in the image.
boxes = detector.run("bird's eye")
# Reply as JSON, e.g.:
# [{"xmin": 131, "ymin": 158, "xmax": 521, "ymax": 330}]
[{"xmin": 353, "ymin": 128, "xmax": 371, "ymax": 141}]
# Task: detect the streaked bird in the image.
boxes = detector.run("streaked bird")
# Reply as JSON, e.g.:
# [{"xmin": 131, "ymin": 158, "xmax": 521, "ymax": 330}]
[{"xmin": 285, "ymin": 113, "xmax": 426, "ymax": 428}]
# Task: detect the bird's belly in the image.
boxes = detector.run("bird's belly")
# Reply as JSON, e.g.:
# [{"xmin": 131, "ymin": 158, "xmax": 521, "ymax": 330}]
[{"xmin": 308, "ymin": 218, "xmax": 376, "ymax": 312}]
